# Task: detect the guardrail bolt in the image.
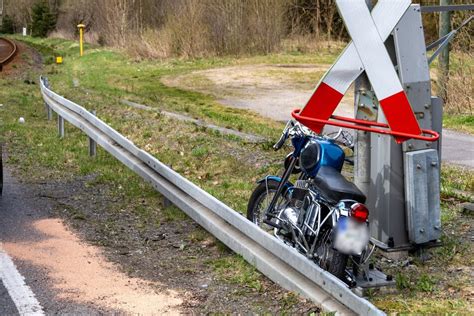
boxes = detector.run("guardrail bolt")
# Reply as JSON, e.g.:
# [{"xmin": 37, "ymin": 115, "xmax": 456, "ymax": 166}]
[{"xmin": 89, "ymin": 110, "xmax": 97, "ymax": 157}]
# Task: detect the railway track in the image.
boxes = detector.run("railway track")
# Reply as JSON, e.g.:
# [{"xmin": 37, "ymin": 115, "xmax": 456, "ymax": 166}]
[{"xmin": 0, "ymin": 37, "xmax": 17, "ymax": 71}]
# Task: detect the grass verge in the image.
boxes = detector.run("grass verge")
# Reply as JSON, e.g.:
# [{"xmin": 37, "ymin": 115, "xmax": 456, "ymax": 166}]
[
  {"xmin": 444, "ymin": 114, "xmax": 474, "ymax": 135},
  {"xmin": 1, "ymin": 35, "xmax": 472, "ymax": 314}
]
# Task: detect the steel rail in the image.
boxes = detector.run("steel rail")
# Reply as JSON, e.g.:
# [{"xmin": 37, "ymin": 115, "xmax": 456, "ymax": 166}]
[
  {"xmin": 0, "ymin": 37, "xmax": 17, "ymax": 68},
  {"xmin": 40, "ymin": 76, "xmax": 384, "ymax": 316}
]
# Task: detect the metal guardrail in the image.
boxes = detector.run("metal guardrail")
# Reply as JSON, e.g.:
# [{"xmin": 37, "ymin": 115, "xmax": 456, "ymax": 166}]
[{"xmin": 39, "ymin": 76, "xmax": 384, "ymax": 315}]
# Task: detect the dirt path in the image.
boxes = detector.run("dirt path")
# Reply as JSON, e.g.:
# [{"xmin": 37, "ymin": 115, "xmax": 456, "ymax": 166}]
[
  {"xmin": 162, "ymin": 64, "xmax": 355, "ymax": 122},
  {"xmin": 162, "ymin": 64, "xmax": 474, "ymax": 169},
  {"xmin": 0, "ymin": 167, "xmax": 182, "ymax": 314}
]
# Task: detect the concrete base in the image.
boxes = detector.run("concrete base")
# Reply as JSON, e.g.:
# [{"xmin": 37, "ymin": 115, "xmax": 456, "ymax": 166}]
[{"xmin": 353, "ymin": 268, "xmax": 396, "ymax": 297}]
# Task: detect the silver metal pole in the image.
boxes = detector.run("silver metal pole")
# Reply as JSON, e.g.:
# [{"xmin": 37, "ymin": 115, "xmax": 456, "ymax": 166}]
[
  {"xmin": 353, "ymin": 74, "xmax": 373, "ymax": 196},
  {"xmin": 353, "ymin": 0, "xmax": 374, "ymax": 196}
]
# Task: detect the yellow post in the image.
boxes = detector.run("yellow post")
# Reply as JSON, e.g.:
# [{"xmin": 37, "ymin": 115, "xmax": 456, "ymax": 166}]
[{"xmin": 77, "ymin": 24, "xmax": 85, "ymax": 56}]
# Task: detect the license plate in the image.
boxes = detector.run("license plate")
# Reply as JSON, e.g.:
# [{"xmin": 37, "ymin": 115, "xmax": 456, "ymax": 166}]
[{"xmin": 333, "ymin": 216, "xmax": 369, "ymax": 255}]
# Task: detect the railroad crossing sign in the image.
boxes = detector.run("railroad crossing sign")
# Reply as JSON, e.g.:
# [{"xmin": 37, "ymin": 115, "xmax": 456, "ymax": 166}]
[
  {"xmin": 293, "ymin": 0, "xmax": 438, "ymax": 144},
  {"xmin": 294, "ymin": 1, "xmax": 446, "ymax": 251}
]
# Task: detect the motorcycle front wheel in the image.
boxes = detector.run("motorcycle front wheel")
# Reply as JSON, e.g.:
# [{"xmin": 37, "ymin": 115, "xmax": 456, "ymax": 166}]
[{"xmin": 247, "ymin": 179, "xmax": 290, "ymax": 231}]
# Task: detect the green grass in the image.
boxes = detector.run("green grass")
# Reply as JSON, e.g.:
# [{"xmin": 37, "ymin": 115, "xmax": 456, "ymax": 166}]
[
  {"xmin": 208, "ymin": 255, "xmax": 263, "ymax": 292},
  {"xmin": 373, "ymin": 164, "xmax": 473, "ymax": 313},
  {"xmin": 1, "ymin": 36, "xmax": 291, "ymax": 308},
  {"xmin": 441, "ymin": 164, "xmax": 474, "ymax": 204},
  {"xmin": 1, "ymin": 35, "xmax": 473, "ymax": 314},
  {"xmin": 444, "ymin": 114, "xmax": 474, "ymax": 135}
]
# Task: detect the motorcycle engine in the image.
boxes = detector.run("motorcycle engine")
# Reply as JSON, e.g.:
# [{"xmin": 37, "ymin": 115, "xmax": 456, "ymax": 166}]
[
  {"xmin": 280, "ymin": 206, "xmax": 299, "ymax": 226},
  {"xmin": 279, "ymin": 180, "xmax": 310, "ymax": 229}
]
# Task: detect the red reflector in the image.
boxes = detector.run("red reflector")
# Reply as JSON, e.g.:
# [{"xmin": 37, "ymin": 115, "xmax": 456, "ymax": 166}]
[{"xmin": 350, "ymin": 203, "xmax": 369, "ymax": 222}]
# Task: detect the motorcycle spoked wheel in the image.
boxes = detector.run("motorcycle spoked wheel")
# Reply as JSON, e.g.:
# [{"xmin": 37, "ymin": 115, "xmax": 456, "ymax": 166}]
[
  {"xmin": 314, "ymin": 227, "xmax": 348, "ymax": 280},
  {"xmin": 247, "ymin": 179, "xmax": 290, "ymax": 232}
]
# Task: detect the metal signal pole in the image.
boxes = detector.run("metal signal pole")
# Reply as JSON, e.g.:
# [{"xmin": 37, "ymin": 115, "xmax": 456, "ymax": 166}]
[
  {"xmin": 438, "ymin": 0, "xmax": 452, "ymax": 101},
  {"xmin": 353, "ymin": 0, "xmax": 375, "ymax": 197}
]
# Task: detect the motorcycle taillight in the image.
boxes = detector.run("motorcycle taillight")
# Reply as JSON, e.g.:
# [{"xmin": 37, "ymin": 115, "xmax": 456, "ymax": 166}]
[{"xmin": 350, "ymin": 203, "xmax": 369, "ymax": 222}]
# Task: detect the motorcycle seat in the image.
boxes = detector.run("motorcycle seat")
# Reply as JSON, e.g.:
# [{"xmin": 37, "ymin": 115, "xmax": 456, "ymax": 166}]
[{"xmin": 313, "ymin": 166, "xmax": 366, "ymax": 203}]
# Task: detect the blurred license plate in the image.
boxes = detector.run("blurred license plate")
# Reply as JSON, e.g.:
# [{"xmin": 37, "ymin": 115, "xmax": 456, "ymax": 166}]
[{"xmin": 333, "ymin": 216, "xmax": 369, "ymax": 255}]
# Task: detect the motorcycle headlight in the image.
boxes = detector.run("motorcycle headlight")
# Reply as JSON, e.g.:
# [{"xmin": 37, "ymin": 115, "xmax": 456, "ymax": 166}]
[{"xmin": 299, "ymin": 141, "xmax": 321, "ymax": 177}]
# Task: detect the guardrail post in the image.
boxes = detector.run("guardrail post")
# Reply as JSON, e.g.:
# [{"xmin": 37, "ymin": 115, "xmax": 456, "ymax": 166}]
[
  {"xmin": 89, "ymin": 110, "xmax": 97, "ymax": 157},
  {"xmin": 163, "ymin": 197, "xmax": 172, "ymax": 208},
  {"xmin": 57, "ymin": 114, "xmax": 64, "ymax": 138},
  {"xmin": 47, "ymin": 106, "xmax": 52, "ymax": 120},
  {"xmin": 43, "ymin": 78, "xmax": 53, "ymax": 120}
]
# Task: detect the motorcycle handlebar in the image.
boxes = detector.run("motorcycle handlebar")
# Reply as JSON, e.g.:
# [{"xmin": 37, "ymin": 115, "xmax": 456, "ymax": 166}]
[
  {"xmin": 273, "ymin": 132, "xmax": 287, "ymax": 150},
  {"xmin": 273, "ymin": 120, "xmax": 294, "ymax": 151}
]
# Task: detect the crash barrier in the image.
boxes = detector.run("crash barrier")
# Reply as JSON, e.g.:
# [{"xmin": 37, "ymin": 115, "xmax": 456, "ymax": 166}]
[{"xmin": 40, "ymin": 77, "xmax": 384, "ymax": 315}]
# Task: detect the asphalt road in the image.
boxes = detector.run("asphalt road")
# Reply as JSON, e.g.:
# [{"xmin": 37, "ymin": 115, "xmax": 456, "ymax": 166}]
[
  {"xmin": 0, "ymin": 281, "xmax": 18, "ymax": 315},
  {"xmin": 442, "ymin": 129, "xmax": 474, "ymax": 169},
  {"xmin": 0, "ymin": 168, "xmax": 105, "ymax": 315}
]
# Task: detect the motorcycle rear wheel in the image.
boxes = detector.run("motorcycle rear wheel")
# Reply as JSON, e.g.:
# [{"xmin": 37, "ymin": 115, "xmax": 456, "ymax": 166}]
[
  {"xmin": 315, "ymin": 227, "xmax": 348, "ymax": 279},
  {"xmin": 248, "ymin": 180, "xmax": 348, "ymax": 280}
]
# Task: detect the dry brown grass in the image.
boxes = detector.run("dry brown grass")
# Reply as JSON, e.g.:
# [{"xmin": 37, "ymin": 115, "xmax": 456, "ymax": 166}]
[
  {"xmin": 281, "ymin": 35, "xmax": 345, "ymax": 54},
  {"xmin": 444, "ymin": 51, "xmax": 473, "ymax": 115},
  {"xmin": 123, "ymin": 0, "xmax": 286, "ymax": 59},
  {"xmin": 438, "ymin": 14, "xmax": 473, "ymax": 115},
  {"xmin": 126, "ymin": 29, "xmax": 172, "ymax": 60}
]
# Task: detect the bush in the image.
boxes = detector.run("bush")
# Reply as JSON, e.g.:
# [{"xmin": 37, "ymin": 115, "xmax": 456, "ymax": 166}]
[
  {"xmin": 31, "ymin": 0, "xmax": 57, "ymax": 38},
  {"xmin": 0, "ymin": 15, "xmax": 15, "ymax": 34}
]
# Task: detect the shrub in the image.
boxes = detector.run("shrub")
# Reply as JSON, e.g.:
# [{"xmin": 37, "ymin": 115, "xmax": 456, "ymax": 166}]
[
  {"xmin": 31, "ymin": 0, "xmax": 57, "ymax": 38},
  {"xmin": 0, "ymin": 15, "xmax": 15, "ymax": 34}
]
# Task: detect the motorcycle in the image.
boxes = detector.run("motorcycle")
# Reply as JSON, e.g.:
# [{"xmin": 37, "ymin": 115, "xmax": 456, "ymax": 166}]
[{"xmin": 247, "ymin": 120, "xmax": 373, "ymax": 284}]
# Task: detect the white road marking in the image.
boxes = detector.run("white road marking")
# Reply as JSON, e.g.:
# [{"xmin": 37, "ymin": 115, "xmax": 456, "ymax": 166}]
[{"xmin": 0, "ymin": 244, "xmax": 44, "ymax": 315}]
